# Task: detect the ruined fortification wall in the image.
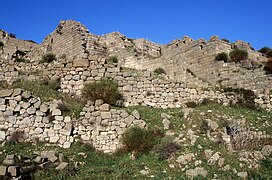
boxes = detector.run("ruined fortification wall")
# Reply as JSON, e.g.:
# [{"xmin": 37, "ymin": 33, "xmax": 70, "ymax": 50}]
[
  {"xmin": 121, "ymin": 35, "xmax": 270, "ymax": 93},
  {"xmin": 0, "ymin": 89, "xmax": 146, "ymax": 153},
  {"xmin": 0, "ymin": 30, "xmax": 38, "ymax": 60},
  {"xmin": 27, "ymin": 20, "xmax": 106, "ymax": 61}
]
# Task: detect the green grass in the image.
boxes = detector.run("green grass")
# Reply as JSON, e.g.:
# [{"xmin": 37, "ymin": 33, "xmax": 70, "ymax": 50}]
[
  {"xmin": 0, "ymin": 142, "xmax": 185, "ymax": 180},
  {"xmin": 10, "ymin": 80, "xmax": 84, "ymax": 118},
  {"xmin": 191, "ymin": 102, "xmax": 272, "ymax": 133},
  {"xmin": 124, "ymin": 106, "xmax": 184, "ymax": 132}
]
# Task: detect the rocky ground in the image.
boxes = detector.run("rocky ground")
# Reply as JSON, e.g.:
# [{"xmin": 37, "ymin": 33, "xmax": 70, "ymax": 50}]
[{"xmin": 0, "ymin": 102, "xmax": 271, "ymax": 179}]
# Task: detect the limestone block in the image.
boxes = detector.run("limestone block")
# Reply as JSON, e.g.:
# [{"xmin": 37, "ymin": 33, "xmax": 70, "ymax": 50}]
[
  {"xmin": 0, "ymin": 105, "xmax": 6, "ymax": 111},
  {"xmin": 55, "ymin": 116, "xmax": 64, "ymax": 121},
  {"xmin": 125, "ymin": 115, "xmax": 135, "ymax": 126},
  {"xmin": 99, "ymin": 104, "xmax": 110, "ymax": 111},
  {"xmin": 21, "ymin": 102, "xmax": 31, "ymax": 109},
  {"xmin": 0, "ymin": 165, "xmax": 6, "ymax": 176},
  {"xmin": 123, "ymin": 85, "xmax": 132, "ymax": 92},
  {"xmin": 49, "ymin": 136, "xmax": 59, "ymax": 143},
  {"xmin": 12, "ymin": 88, "xmax": 21, "ymax": 97},
  {"xmin": 0, "ymin": 89, "xmax": 13, "ymax": 98},
  {"xmin": 34, "ymin": 127, "xmax": 43, "ymax": 134},
  {"xmin": 27, "ymin": 106, "xmax": 36, "ymax": 115},
  {"xmin": 0, "ymin": 98, "xmax": 5, "ymax": 105},
  {"xmin": 52, "ymin": 109, "xmax": 62, "ymax": 116},
  {"xmin": 63, "ymin": 142, "xmax": 71, "ymax": 149},
  {"xmin": 7, "ymin": 166, "xmax": 18, "ymax": 177},
  {"xmin": 101, "ymin": 112, "xmax": 111, "ymax": 119},
  {"xmin": 21, "ymin": 91, "xmax": 31, "ymax": 99},
  {"xmin": 131, "ymin": 110, "xmax": 140, "ymax": 119},
  {"xmin": 73, "ymin": 59, "xmax": 89, "ymax": 67},
  {"xmin": 0, "ymin": 130, "xmax": 5, "ymax": 140},
  {"xmin": 39, "ymin": 104, "xmax": 48, "ymax": 113},
  {"xmin": 55, "ymin": 162, "xmax": 69, "ymax": 170}
]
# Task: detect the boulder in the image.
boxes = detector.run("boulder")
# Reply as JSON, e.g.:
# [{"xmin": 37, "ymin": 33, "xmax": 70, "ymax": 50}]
[{"xmin": 186, "ymin": 167, "xmax": 208, "ymax": 179}]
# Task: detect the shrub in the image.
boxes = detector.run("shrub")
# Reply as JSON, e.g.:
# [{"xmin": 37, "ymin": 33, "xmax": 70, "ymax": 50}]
[
  {"xmin": 221, "ymin": 38, "xmax": 230, "ymax": 43},
  {"xmin": 258, "ymin": 47, "xmax": 271, "ymax": 54},
  {"xmin": 264, "ymin": 59, "xmax": 272, "ymax": 74},
  {"xmin": 9, "ymin": 33, "xmax": 16, "ymax": 38},
  {"xmin": 107, "ymin": 56, "xmax": 118, "ymax": 64},
  {"xmin": 15, "ymin": 58, "xmax": 29, "ymax": 63},
  {"xmin": 229, "ymin": 49, "xmax": 248, "ymax": 62},
  {"xmin": 154, "ymin": 68, "xmax": 166, "ymax": 75},
  {"xmin": 9, "ymin": 131, "xmax": 26, "ymax": 143},
  {"xmin": 223, "ymin": 87, "xmax": 256, "ymax": 109},
  {"xmin": 82, "ymin": 78, "xmax": 121, "ymax": 105},
  {"xmin": 185, "ymin": 101, "xmax": 197, "ymax": 108},
  {"xmin": 40, "ymin": 53, "xmax": 56, "ymax": 63},
  {"xmin": 153, "ymin": 137, "xmax": 181, "ymax": 160},
  {"xmin": 0, "ymin": 41, "xmax": 4, "ymax": 47},
  {"xmin": 121, "ymin": 126, "xmax": 162, "ymax": 157},
  {"xmin": 215, "ymin": 52, "xmax": 228, "ymax": 62},
  {"xmin": 259, "ymin": 47, "xmax": 272, "ymax": 58}
]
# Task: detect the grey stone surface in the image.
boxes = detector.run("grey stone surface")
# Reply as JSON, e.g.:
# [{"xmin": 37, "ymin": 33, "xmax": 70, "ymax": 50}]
[{"xmin": 0, "ymin": 90, "xmax": 13, "ymax": 98}]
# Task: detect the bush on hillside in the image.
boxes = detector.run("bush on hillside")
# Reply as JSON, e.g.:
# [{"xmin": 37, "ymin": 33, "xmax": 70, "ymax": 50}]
[
  {"xmin": 154, "ymin": 67, "xmax": 166, "ymax": 75},
  {"xmin": 215, "ymin": 52, "xmax": 228, "ymax": 62},
  {"xmin": 9, "ymin": 33, "xmax": 16, "ymax": 38},
  {"xmin": 221, "ymin": 38, "xmax": 230, "ymax": 43},
  {"xmin": 107, "ymin": 56, "xmax": 118, "ymax": 64},
  {"xmin": 259, "ymin": 47, "xmax": 272, "ymax": 58},
  {"xmin": 229, "ymin": 49, "xmax": 248, "ymax": 62},
  {"xmin": 0, "ymin": 41, "xmax": 4, "ymax": 47},
  {"xmin": 264, "ymin": 58, "xmax": 272, "ymax": 74},
  {"xmin": 153, "ymin": 136, "xmax": 181, "ymax": 160},
  {"xmin": 40, "ymin": 53, "xmax": 57, "ymax": 63},
  {"xmin": 81, "ymin": 78, "xmax": 121, "ymax": 105},
  {"xmin": 121, "ymin": 126, "xmax": 163, "ymax": 157}
]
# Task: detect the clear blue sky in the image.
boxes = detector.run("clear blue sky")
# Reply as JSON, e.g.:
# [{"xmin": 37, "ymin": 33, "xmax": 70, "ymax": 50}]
[{"xmin": 1, "ymin": 0, "xmax": 271, "ymax": 49}]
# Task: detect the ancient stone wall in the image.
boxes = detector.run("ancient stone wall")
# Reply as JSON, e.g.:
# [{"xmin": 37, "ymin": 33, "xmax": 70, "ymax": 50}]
[
  {"xmin": 0, "ymin": 30, "xmax": 38, "ymax": 60},
  {"xmin": 0, "ymin": 89, "xmax": 146, "ymax": 153},
  {"xmin": 27, "ymin": 20, "xmax": 106, "ymax": 61}
]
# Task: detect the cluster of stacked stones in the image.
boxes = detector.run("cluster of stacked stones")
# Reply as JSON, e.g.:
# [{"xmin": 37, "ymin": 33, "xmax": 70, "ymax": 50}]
[
  {"xmin": 76, "ymin": 100, "xmax": 146, "ymax": 153},
  {"xmin": 0, "ymin": 151, "xmax": 69, "ymax": 178},
  {"xmin": 0, "ymin": 88, "xmax": 146, "ymax": 153},
  {"xmin": 0, "ymin": 88, "xmax": 74, "ymax": 148}
]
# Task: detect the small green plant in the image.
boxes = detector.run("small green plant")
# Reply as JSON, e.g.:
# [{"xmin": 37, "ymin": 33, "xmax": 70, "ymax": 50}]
[
  {"xmin": 107, "ymin": 56, "xmax": 118, "ymax": 64},
  {"xmin": 121, "ymin": 126, "xmax": 163, "ymax": 158},
  {"xmin": 229, "ymin": 49, "xmax": 248, "ymax": 62},
  {"xmin": 40, "ymin": 53, "xmax": 57, "ymax": 63},
  {"xmin": 154, "ymin": 68, "xmax": 166, "ymax": 75},
  {"xmin": 0, "ymin": 41, "xmax": 4, "ymax": 47},
  {"xmin": 215, "ymin": 52, "xmax": 228, "ymax": 62},
  {"xmin": 264, "ymin": 58, "xmax": 272, "ymax": 74},
  {"xmin": 82, "ymin": 78, "xmax": 121, "ymax": 105}
]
